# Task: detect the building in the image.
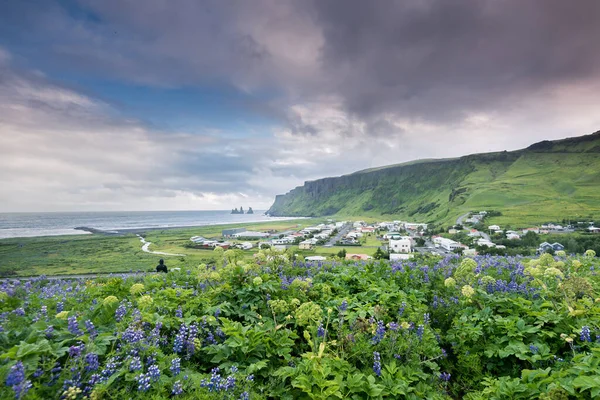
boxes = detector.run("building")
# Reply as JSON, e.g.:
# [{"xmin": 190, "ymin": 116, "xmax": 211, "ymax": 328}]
[
  {"xmin": 538, "ymin": 242, "xmax": 565, "ymax": 253},
  {"xmin": 506, "ymin": 233, "xmax": 521, "ymax": 240},
  {"xmin": 390, "ymin": 253, "xmax": 414, "ymax": 261},
  {"xmin": 448, "ymin": 228, "xmax": 458, "ymax": 235},
  {"xmin": 404, "ymin": 222, "xmax": 428, "ymax": 231},
  {"xmin": 299, "ymin": 239, "xmax": 316, "ymax": 250},
  {"xmin": 389, "ymin": 237, "xmax": 412, "ymax": 253},
  {"xmin": 433, "ymin": 237, "xmax": 463, "ymax": 251},
  {"xmin": 588, "ymin": 227, "xmax": 600, "ymax": 233},
  {"xmin": 477, "ymin": 239, "xmax": 495, "ymax": 247},
  {"xmin": 239, "ymin": 242, "xmax": 253, "ymax": 250},
  {"xmin": 232, "ymin": 231, "xmax": 270, "ymax": 239},
  {"xmin": 222, "ymin": 228, "xmax": 246, "ymax": 237},
  {"xmin": 488, "ymin": 225, "xmax": 501, "ymax": 231},
  {"xmin": 306, "ymin": 256, "xmax": 327, "ymax": 261}
]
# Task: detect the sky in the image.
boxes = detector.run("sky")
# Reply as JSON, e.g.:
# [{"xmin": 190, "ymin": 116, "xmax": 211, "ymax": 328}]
[{"xmin": 1, "ymin": 0, "xmax": 599, "ymax": 212}]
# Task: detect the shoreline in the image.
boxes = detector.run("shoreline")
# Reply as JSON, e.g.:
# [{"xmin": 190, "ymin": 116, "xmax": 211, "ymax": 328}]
[{"xmin": 1, "ymin": 216, "xmax": 310, "ymax": 240}]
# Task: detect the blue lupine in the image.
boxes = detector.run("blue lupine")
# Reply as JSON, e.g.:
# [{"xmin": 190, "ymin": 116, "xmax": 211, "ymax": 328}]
[
  {"xmin": 529, "ymin": 344, "xmax": 539, "ymax": 354},
  {"xmin": 148, "ymin": 364, "xmax": 160, "ymax": 381},
  {"xmin": 389, "ymin": 322, "xmax": 399, "ymax": 331},
  {"xmin": 85, "ymin": 353, "xmax": 99, "ymax": 371},
  {"xmin": 440, "ymin": 372, "xmax": 451, "ymax": 382},
  {"xmin": 170, "ymin": 358, "xmax": 181, "ymax": 376},
  {"xmin": 246, "ymin": 374, "xmax": 254, "ymax": 382},
  {"xmin": 373, "ymin": 352, "xmax": 381, "ymax": 376},
  {"xmin": 239, "ymin": 391, "xmax": 250, "ymax": 400},
  {"xmin": 45, "ymin": 325, "xmax": 54, "ymax": 339},
  {"xmin": 68, "ymin": 316, "xmax": 83, "ymax": 336},
  {"xmin": 85, "ymin": 320, "xmax": 97, "ymax": 339},
  {"xmin": 129, "ymin": 356, "xmax": 142, "ymax": 371},
  {"xmin": 581, "ymin": 326, "xmax": 592, "ymax": 342},
  {"xmin": 6, "ymin": 361, "xmax": 26, "ymax": 387},
  {"xmin": 372, "ymin": 320, "xmax": 385, "ymax": 344},
  {"xmin": 135, "ymin": 373, "xmax": 151, "ymax": 392},
  {"xmin": 115, "ymin": 304, "xmax": 127, "ymax": 322},
  {"xmin": 423, "ymin": 313, "xmax": 430, "ymax": 325},
  {"xmin": 317, "ymin": 323, "xmax": 326, "ymax": 338},
  {"xmin": 57, "ymin": 302, "xmax": 64, "ymax": 312},
  {"xmin": 339, "ymin": 299, "xmax": 348, "ymax": 312},
  {"xmin": 172, "ymin": 380, "xmax": 184, "ymax": 396},
  {"xmin": 416, "ymin": 324, "xmax": 425, "ymax": 341},
  {"xmin": 176, "ymin": 307, "xmax": 183, "ymax": 318},
  {"xmin": 398, "ymin": 302, "xmax": 406, "ymax": 316},
  {"xmin": 13, "ymin": 308, "xmax": 25, "ymax": 316}
]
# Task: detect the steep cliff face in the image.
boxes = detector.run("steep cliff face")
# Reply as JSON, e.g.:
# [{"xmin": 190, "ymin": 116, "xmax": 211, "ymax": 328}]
[{"xmin": 268, "ymin": 131, "xmax": 600, "ymax": 224}]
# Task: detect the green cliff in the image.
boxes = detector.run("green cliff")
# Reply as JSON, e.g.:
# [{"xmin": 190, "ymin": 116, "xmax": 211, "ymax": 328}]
[{"xmin": 267, "ymin": 130, "xmax": 600, "ymax": 225}]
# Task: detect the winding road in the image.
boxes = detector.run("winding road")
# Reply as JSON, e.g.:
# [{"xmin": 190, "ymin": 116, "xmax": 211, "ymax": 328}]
[{"xmin": 137, "ymin": 235, "xmax": 186, "ymax": 257}]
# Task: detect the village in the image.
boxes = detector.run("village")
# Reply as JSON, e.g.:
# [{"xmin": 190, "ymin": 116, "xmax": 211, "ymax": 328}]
[{"xmin": 186, "ymin": 211, "xmax": 600, "ymax": 260}]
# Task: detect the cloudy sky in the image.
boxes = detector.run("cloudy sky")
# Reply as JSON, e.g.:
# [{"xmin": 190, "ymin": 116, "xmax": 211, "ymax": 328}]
[{"xmin": 1, "ymin": 0, "xmax": 599, "ymax": 212}]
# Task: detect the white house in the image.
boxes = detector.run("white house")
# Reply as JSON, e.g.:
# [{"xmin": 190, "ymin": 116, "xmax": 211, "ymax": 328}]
[
  {"xmin": 239, "ymin": 242, "xmax": 254, "ymax": 250},
  {"xmin": 488, "ymin": 225, "xmax": 501, "ymax": 231},
  {"xmin": 306, "ymin": 256, "xmax": 327, "ymax": 261},
  {"xmin": 434, "ymin": 237, "xmax": 463, "ymax": 251},
  {"xmin": 389, "ymin": 237, "xmax": 412, "ymax": 253},
  {"xmin": 448, "ymin": 228, "xmax": 458, "ymax": 235},
  {"xmin": 299, "ymin": 239, "xmax": 317, "ymax": 250},
  {"xmin": 232, "ymin": 231, "xmax": 270, "ymax": 239},
  {"xmin": 477, "ymin": 238, "xmax": 495, "ymax": 247},
  {"xmin": 390, "ymin": 253, "xmax": 414, "ymax": 261},
  {"xmin": 506, "ymin": 233, "xmax": 521, "ymax": 240}
]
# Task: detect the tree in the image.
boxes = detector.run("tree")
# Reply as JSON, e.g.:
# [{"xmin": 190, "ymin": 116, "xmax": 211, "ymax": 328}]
[
  {"xmin": 373, "ymin": 247, "xmax": 388, "ymax": 260},
  {"xmin": 337, "ymin": 248, "xmax": 347, "ymax": 258},
  {"xmin": 522, "ymin": 231, "xmax": 539, "ymax": 247},
  {"xmin": 415, "ymin": 238, "xmax": 426, "ymax": 247}
]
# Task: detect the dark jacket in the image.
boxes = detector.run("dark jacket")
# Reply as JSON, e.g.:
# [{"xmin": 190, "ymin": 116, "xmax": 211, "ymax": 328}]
[{"xmin": 156, "ymin": 261, "xmax": 168, "ymax": 273}]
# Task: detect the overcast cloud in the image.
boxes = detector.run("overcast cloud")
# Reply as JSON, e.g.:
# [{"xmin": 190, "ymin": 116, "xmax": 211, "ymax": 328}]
[{"xmin": 0, "ymin": 0, "xmax": 599, "ymax": 212}]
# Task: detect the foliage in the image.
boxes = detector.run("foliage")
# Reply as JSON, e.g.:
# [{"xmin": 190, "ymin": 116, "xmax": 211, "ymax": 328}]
[{"xmin": 1, "ymin": 251, "xmax": 600, "ymax": 399}]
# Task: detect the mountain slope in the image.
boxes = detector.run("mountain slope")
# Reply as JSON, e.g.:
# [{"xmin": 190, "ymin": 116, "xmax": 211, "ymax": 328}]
[{"xmin": 267, "ymin": 130, "xmax": 600, "ymax": 225}]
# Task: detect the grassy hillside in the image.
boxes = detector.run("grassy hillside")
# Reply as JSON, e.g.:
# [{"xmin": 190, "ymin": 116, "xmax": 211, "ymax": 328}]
[{"xmin": 268, "ymin": 130, "xmax": 600, "ymax": 225}]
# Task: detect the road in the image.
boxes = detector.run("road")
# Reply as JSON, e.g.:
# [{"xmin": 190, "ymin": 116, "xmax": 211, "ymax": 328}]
[
  {"xmin": 456, "ymin": 212, "xmax": 470, "ymax": 226},
  {"xmin": 137, "ymin": 235, "xmax": 186, "ymax": 257},
  {"xmin": 324, "ymin": 223, "xmax": 352, "ymax": 246}
]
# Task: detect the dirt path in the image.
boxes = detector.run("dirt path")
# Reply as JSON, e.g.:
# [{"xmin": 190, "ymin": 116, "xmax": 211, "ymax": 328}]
[{"xmin": 137, "ymin": 235, "xmax": 186, "ymax": 257}]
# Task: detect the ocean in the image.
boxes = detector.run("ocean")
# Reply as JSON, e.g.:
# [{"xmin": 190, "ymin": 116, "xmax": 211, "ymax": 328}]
[{"xmin": 0, "ymin": 210, "xmax": 296, "ymax": 239}]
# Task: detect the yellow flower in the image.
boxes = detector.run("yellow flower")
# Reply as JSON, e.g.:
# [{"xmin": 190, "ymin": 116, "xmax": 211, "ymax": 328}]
[
  {"xmin": 56, "ymin": 311, "xmax": 69, "ymax": 320},
  {"xmin": 444, "ymin": 278, "xmax": 456, "ymax": 288},
  {"xmin": 130, "ymin": 283, "xmax": 145, "ymax": 295},
  {"xmin": 253, "ymin": 277, "xmax": 263, "ymax": 286},
  {"xmin": 137, "ymin": 295, "xmax": 153, "ymax": 309},
  {"xmin": 461, "ymin": 285, "xmax": 475, "ymax": 298},
  {"xmin": 303, "ymin": 330, "xmax": 311, "ymax": 342},
  {"xmin": 62, "ymin": 387, "xmax": 82, "ymax": 400},
  {"xmin": 565, "ymin": 337, "xmax": 573, "ymax": 343},
  {"xmin": 0, "ymin": 291, "xmax": 8, "ymax": 302},
  {"xmin": 400, "ymin": 321, "xmax": 410, "ymax": 330},
  {"xmin": 102, "ymin": 296, "xmax": 119, "ymax": 307}
]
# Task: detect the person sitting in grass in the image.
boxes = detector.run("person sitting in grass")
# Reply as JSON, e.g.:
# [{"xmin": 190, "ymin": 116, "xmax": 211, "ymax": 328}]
[{"xmin": 156, "ymin": 259, "xmax": 168, "ymax": 273}]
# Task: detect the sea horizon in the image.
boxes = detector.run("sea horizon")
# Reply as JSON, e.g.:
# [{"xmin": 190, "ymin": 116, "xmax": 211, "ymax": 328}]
[{"xmin": 0, "ymin": 210, "xmax": 301, "ymax": 240}]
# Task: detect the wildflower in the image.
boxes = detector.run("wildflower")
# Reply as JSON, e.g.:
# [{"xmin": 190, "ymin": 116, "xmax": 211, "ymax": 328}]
[
  {"xmin": 239, "ymin": 392, "xmax": 250, "ymax": 400},
  {"xmin": 148, "ymin": 364, "xmax": 161, "ymax": 381},
  {"xmin": 444, "ymin": 277, "xmax": 456, "ymax": 288},
  {"xmin": 45, "ymin": 325, "xmax": 54, "ymax": 338},
  {"xmin": 130, "ymin": 283, "xmax": 145, "ymax": 295},
  {"xmin": 373, "ymin": 352, "xmax": 381, "ymax": 377},
  {"xmin": 339, "ymin": 299, "xmax": 348, "ymax": 312},
  {"xmin": 56, "ymin": 311, "xmax": 69, "ymax": 320},
  {"xmin": 102, "ymin": 296, "xmax": 119, "ymax": 307},
  {"xmin": 13, "ymin": 308, "xmax": 25, "ymax": 316},
  {"xmin": 172, "ymin": 380, "xmax": 184, "ymax": 396},
  {"xmin": 175, "ymin": 307, "xmax": 183, "ymax": 318},
  {"xmin": 137, "ymin": 295, "xmax": 153, "ymax": 309},
  {"xmin": 372, "ymin": 320, "xmax": 386, "ymax": 344},
  {"xmin": 253, "ymin": 277, "xmax": 263, "ymax": 285},
  {"xmin": 585, "ymin": 249, "xmax": 596, "ymax": 258},
  {"xmin": 135, "ymin": 373, "xmax": 151, "ymax": 392},
  {"xmin": 461, "ymin": 285, "xmax": 475, "ymax": 298},
  {"xmin": 85, "ymin": 320, "xmax": 97, "ymax": 339},
  {"xmin": 544, "ymin": 267, "xmax": 564, "ymax": 279},
  {"xmin": 423, "ymin": 313, "xmax": 430, "ymax": 325},
  {"xmin": 388, "ymin": 322, "xmax": 399, "ymax": 331},
  {"xmin": 115, "ymin": 304, "xmax": 127, "ymax": 321},
  {"xmin": 6, "ymin": 361, "xmax": 32, "ymax": 400},
  {"xmin": 68, "ymin": 316, "xmax": 83, "ymax": 336},
  {"xmin": 416, "ymin": 324, "xmax": 425, "ymax": 341},
  {"xmin": 129, "ymin": 356, "xmax": 142, "ymax": 371},
  {"xmin": 170, "ymin": 358, "xmax": 181, "ymax": 376},
  {"xmin": 57, "ymin": 302, "xmax": 64, "ymax": 312},
  {"xmin": 398, "ymin": 302, "xmax": 406, "ymax": 316},
  {"xmin": 439, "ymin": 372, "xmax": 451, "ymax": 382},
  {"xmin": 317, "ymin": 323, "xmax": 326, "ymax": 338},
  {"xmin": 246, "ymin": 374, "xmax": 254, "ymax": 382},
  {"xmin": 529, "ymin": 344, "xmax": 539, "ymax": 353},
  {"xmin": 580, "ymin": 326, "xmax": 592, "ymax": 342},
  {"xmin": 62, "ymin": 386, "xmax": 82, "ymax": 400},
  {"xmin": 400, "ymin": 321, "xmax": 410, "ymax": 330},
  {"xmin": 85, "ymin": 353, "xmax": 99, "ymax": 372}
]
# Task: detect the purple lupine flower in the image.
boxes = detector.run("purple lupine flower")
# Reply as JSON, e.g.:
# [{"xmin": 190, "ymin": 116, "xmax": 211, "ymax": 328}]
[
  {"xmin": 230, "ymin": 366, "xmax": 238, "ymax": 373},
  {"xmin": 398, "ymin": 302, "xmax": 406, "ymax": 316},
  {"xmin": 214, "ymin": 308, "xmax": 221, "ymax": 318},
  {"xmin": 68, "ymin": 316, "xmax": 83, "ymax": 336},
  {"xmin": 85, "ymin": 353, "xmax": 99, "ymax": 371},
  {"xmin": 170, "ymin": 358, "xmax": 181, "ymax": 376},
  {"xmin": 581, "ymin": 326, "xmax": 592, "ymax": 342},
  {"xmin": 172, "ymin": 380, "xmax": 184, "ymax": 396},
  {"xmin": 69, "ymin": 343, "xmax": 84, "ymax": 358},
  {"xmin": 175, "ymin": 307, "xmax": 183, "ymax": 318},
  {"xmin": 57, "ymin": 302, "xmax": 64, "ymax": 312},
  {"xmin": 45, "ymin": 325, "xmax": 54, "ymax": 339},
  {"xmin": 317, "ymin": 323, "xmax": 326, "ymax": 338},
  {"xmin": 85, "ymin": 320, "xmax": 97, "ymax": 339},
  {"xmin": 371, "ymin": 320, "xmax": 385, "ymax": 344},
  {"xmin": 239, "ymin": 391, "xmax": 250, "ymax": 400},
  {"xmin": 6, "ymin": 361, "xmax": 26, "ymax": 387},
  {"xmin": 389, "ymin": 322, "xmax": 399, "ymax": 331},
  {"xmin": 416, "ymin": 324, "xmax": 425, "ymax": 341},
  {"xmin": 246, "ymin": 374, "xmax": 254, "ymax": 382},
  {"xmin": 129, "ymin": 356, "xmax": 142, "ymax": 371},
  {"xmin": 339, "ymin": 299, "xmax": 348, "ymax": 312},
  {"xmin": 148, "ymin": 364, "xmax": 160, "ymax": 381},
  {"xmin": 115, "ymin": 304, "xmax": 127, "ymax": 322},
  {"xmin": 423, "ymin": 313, "xmax": 430, "ymax": 325},
  {"xmin": 394, "ymin": 354, "xmax": 401, "ymax": 360},
  {"xmin": 13, "ymin": 308, "xmax": 25, "ymax": 316},
  {"xmin": 440, "ymin": 372, "xmax": 451, "ymax": 382},
  {"xmin": 529, "ymin": 344, "xmax": 539, "ymax": 354},
  {"xmin": 223, "ymin": 375, "xmax": 236, "ymax": 391},
  {"xmin": 373, "ymin": 352, "xmax": 381, "ymax": 376},
  {"xmin": 135, "ymin": 373, "xmax": 151, "ymax": 392}
]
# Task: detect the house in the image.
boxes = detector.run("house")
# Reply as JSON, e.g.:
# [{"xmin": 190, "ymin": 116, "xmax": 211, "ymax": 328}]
[
  {"xmin": 448, "ymin": 228, "xmax": 458, "ymax": 235},
  {"xmin": 488, "ymin": 225, "xmax": 501, "ymax": 231},
  {"xmin": 384, "ymin": 232, "xmax": 402, "ymax": 240},
  {"xmin": 522, "ymin": 227, "xmax": 540, "ymax": 235},
  {"xmin": 538, "ymin": 242, "xmax": 565, "ymax": 253},
  {"xmin": 404, "ymin": 223, "xmax": 428, "ymax": 231},
  {"xmin": 361, "ymin": 227, "xmax": 376, "ymax": 233},
  {"xmin": 477, "ymin": 239, "xmax": 495, "ymax": 247},
  {"xmin": 588, "ymin": 227, "xmax": 600, "ymax": 233},
  {"xmin": 239, "ymin": 242, "xmax": 253, "ymax": 250},
  {"xmin": 273, "ymin": 244, "xmax": 290, "ymax": 251},
  {"xmin": 345, "ymin": 254, "xmax": 373, "ymax": 261},
  {"xmin": 506, "ymin": 233, "xmax": 521, "ymax": 240},
  {"xmin": 389, "ymin": 238, "xmax": 412, "ymax": 253},
  {"xmin": 299, "ymin": 239, "xmax": 316, "ymax": 250},
  {"xmin": 306, "ymin": 256, "xmax": 327, "ymax": 261},
  {"xmin": 463, "ymin": 248, "xmax": 477, "ymax": 256},
  {"xmin": 222, "ymin": 228, "xmax": 247, "ymax": 237},
  {"xmin": 390, "ymin": 253, "xmax": 414, "ymax": 261},
  {"xmin": 433, "ymin": 237, "xmax": 463, "ymax": 251}
]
